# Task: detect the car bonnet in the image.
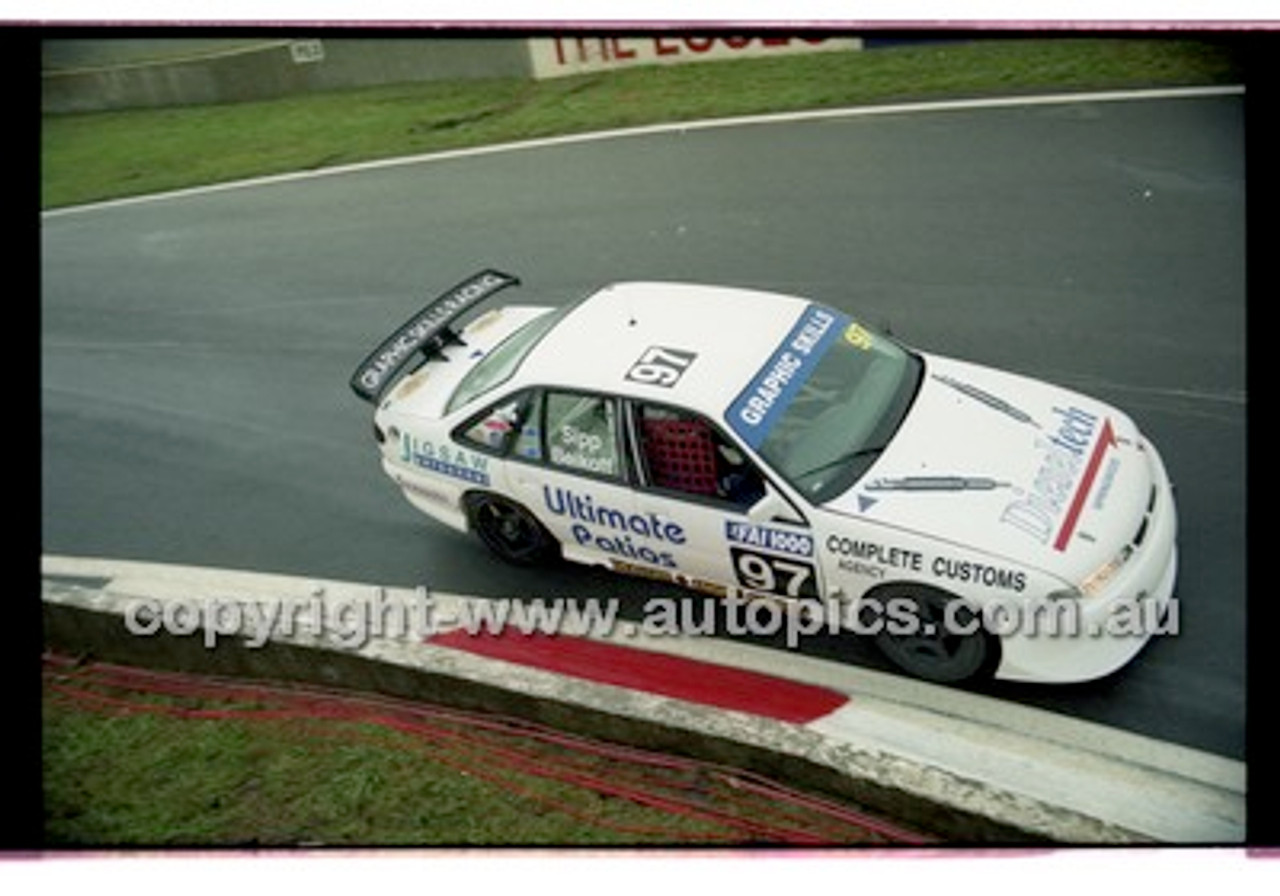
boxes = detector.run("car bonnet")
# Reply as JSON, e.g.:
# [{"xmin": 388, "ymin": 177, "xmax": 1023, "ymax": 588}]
[{"xmin": 823, "ymin": 354, "xmax": 1157, "ymax": 584}]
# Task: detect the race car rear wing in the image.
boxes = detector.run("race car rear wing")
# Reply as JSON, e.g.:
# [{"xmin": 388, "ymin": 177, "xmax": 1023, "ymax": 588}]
[{"xmin": 349, "ymin": 269, "xmax": 520, "ymax": 404}]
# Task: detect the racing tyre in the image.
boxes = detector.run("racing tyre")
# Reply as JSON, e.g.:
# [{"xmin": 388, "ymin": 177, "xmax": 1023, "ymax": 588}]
[
  {"xmin": 464, "ymin": 493, "xmax": 561, "ymax": 567},
  {"xmin": 868, "ymin": 583, "xmax": 999, "ymax": 684}
]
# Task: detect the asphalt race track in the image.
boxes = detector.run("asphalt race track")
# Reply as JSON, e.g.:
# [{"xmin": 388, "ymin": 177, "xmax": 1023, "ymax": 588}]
[{"xmin": 41, "ymin": 92, "xmax": 1246, "ymax": 759}]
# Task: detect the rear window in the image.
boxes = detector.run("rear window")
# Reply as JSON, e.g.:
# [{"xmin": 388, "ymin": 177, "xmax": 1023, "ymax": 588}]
[{"xmin": 445, "ymin": 308, "xmax": 566, "ymax": 414}]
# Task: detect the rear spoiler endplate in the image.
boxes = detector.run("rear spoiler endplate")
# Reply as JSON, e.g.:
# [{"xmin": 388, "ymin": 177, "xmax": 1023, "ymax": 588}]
[{"xmin": 349, "ymin": 269, "xmax": 520, "ymax": 404}]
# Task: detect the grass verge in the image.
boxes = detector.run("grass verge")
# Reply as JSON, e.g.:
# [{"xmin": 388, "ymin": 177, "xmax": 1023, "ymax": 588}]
[
  {"xmin": 43, "ymin": 656, "xmax": 924, "ymax": 846},
  {"xmin": 41, "ymin": 37, "xmax": 1243, "ymax": 209}
]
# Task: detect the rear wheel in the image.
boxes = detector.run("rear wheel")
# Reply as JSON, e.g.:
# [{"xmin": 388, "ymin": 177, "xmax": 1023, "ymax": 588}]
[
  {"xmin": 869, "ymin": 583, "xmax": 998, "ymax": 684},
  {"xmin": 463, "ymin": 493, "xmax": 560, "ymax": 567}
]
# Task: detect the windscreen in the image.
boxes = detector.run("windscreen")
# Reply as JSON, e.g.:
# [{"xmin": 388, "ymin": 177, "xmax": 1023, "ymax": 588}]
[{"xmin": 726, "ymin": 304, "xmax": 922, "ymax": 504}]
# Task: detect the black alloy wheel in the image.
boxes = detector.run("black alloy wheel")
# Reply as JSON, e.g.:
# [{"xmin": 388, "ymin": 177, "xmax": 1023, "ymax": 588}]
[
  {"xmin": 464, "ymin": 493, "xmax": 560, "ymax": 567},
  {"xmin": 869, "ymin": 583, "xmax": 998, "ymax": 684}
]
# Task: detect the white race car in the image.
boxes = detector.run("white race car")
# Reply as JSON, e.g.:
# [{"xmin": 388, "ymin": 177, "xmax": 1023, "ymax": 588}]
[{"xmin": 351, "ymin": 270, "xmax": 1178, "ymax": 684}]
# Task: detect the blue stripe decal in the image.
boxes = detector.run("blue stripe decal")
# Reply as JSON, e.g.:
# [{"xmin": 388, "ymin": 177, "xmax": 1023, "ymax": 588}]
[{"xmin": 727, "ymin": 304, "xmax": 848, "ymax": 449}]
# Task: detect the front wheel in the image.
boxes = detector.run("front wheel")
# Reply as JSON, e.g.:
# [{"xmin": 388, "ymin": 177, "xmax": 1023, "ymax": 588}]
[
  {"xmin": 463, "ymin": 493, "xmax": 560, "ymax": 567},
  {"xmin": 869, "ymin": 583, "xmax": 999, "ymax": 684}
]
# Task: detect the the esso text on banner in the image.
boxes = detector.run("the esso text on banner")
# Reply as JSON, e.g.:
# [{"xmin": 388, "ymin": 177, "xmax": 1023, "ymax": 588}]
[{"xmin": 528, "ymin": 36, "xmax": 862, "ymax": 80}]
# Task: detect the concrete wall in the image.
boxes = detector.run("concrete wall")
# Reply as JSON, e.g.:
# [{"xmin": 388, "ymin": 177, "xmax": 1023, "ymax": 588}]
[
  {"xmin": 42, "ymin": 35, "xmax": 865, "ymax": 115},
  {"xmin": 42, "ymin": 38, "xmax": 534, "ymax": 114}
]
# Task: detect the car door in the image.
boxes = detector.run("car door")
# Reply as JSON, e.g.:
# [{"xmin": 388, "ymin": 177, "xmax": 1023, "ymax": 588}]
[
  {"xmin": 496, "ymin": 387, "xmax": 694, "ymax": 572},
  {"xmin": 626, "ymin": 399, "xmax": 827, "ymax": 603}
]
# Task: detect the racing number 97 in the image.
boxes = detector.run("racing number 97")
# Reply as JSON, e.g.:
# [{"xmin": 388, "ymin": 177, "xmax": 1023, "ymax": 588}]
[
  {"xmin": 626, "ymin": 346, "xmax": 697, "ymax": 388},
  {"xmin": 731, "ymin": 548, "xmax": 818, "ymax": 599}
]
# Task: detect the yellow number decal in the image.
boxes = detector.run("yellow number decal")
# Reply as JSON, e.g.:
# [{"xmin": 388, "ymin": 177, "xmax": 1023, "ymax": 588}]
[{"xmin": 844, "ymin": 323, "xmax": 873, "ymax": 350}]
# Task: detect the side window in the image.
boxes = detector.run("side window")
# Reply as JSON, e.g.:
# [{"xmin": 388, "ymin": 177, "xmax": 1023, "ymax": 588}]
[
  {"xmin": 545, "ymin": 391, "xmax": 622, "ymax": 479},
  {"xmin": 457, "ymin": 390, "xmax": 543, "ymax": 460},
  {"xmin": 635, "ymin": 404, "xmax": 766, "ymax": 508}
]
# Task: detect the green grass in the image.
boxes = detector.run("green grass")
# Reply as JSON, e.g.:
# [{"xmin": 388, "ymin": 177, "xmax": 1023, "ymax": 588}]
[
  {"xmin": 40, "ymin": 37, "xmax": 1243, "ymax": 209},
  {"xmin": 42, "ymin": 662, "xmax": 914, "ymax": 847},
  {"xmin": 42, "ymin": 694, "xmax": 723, "ymax": 846}
]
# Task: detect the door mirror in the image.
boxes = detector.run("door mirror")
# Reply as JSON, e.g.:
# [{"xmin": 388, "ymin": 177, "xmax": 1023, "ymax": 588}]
[{"xmin": 747, "ymin": 482, "xmax": 806, "ymax": 526}]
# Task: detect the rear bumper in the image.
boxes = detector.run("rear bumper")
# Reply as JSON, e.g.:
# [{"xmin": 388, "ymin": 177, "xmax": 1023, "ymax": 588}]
[{"xmin": 382, "ymin": 454, "xmax": 472, "ymax": 534}]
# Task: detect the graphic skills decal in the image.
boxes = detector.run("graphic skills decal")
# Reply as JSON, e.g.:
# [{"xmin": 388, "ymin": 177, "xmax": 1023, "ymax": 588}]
[
  {"xmin": 727, "ymin": 305, "xmax": 847, "ymax": 449},
  {"xmin": 351, "ymin": 269, "xmax": 518, "ymax": 403}
]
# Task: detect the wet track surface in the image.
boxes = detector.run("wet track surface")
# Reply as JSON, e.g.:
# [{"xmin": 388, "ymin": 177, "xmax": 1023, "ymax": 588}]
[{"xmin": 42, "ymin": 93, "xmax": 1246, "ymax": 758}]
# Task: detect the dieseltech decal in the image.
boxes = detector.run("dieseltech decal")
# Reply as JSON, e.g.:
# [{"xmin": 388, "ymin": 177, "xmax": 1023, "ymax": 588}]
[
  {"xmin": 727, "ymin": 304, "xmax": 847, "ymax": 449},
  {"xmin": 543, "ymin": 485, "xmax": 685, "ymax": 568},
  {"xmin": 400, "ymin": 433, "xmax": 490, "ymax": 486},
  {"xmin": 1000, "ymin": 406, "xmax": 1118, "ymax": 551}
]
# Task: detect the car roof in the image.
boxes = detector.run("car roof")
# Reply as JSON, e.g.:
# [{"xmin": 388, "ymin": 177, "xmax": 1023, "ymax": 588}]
[{"xmin": 515, "ymin": 281, "xmax": 813, "ymax": 418}]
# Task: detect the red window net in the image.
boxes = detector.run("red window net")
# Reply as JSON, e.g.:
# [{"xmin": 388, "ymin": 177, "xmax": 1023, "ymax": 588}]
[{"xmin": 641, "ymin": 417, "xmax": 719, "ymax": 496}]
